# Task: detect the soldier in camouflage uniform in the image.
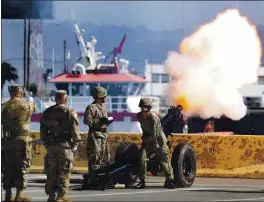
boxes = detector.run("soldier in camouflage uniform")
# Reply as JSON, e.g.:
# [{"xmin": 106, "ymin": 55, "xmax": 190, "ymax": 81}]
[
  {"xmin": 40, "ymin": 90, "xmax": 81, "ymax": 202},
  {"xmin": 1, "ymin": 84, "xmax": 36, "ymax": 201},
  {"xmin": 135, "ymin": 98, "xmax": 175, "ymax": 189},
  {"xmin": 83, "ymin": 86, "xmax": 112, "ymax": 172}
]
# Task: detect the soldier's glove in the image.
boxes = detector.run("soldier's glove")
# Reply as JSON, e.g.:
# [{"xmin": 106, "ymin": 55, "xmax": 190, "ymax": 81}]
[
  {"xmin": 100, "ymin": 117, "xmax": 114, "ymax": 124},
  {"xmin": 28, "ymin": 97, "xmax": 34, "ymax": 102},
  {"xmin": 72, "ymin": 146, "xmax": 78, "ymax": 154},
  {"xmin": 42, "ymin": 141, "xmax": 47, "ymax": 148},
  {"xmin": 107, "ymin": 116, "xmax": 113, "ymax": 124}
]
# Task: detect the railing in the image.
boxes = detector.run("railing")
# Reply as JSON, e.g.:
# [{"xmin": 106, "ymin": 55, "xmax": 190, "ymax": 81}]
[
  {"xmin": 41, "ymin": 96, "xmax": 160, "ymax": 113},
  {"xmin": 3, "ymin": 95, "xmax": 264, "ymax": 115},
  {"xmin": 2, "ymin": 96, "xmax": 160, "ymax": 113}
]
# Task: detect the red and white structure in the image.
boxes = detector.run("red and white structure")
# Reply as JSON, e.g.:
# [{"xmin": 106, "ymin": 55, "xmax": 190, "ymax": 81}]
[{"xmin": 30, "ymin": 16, "xmax": 159, "ymax": 133}]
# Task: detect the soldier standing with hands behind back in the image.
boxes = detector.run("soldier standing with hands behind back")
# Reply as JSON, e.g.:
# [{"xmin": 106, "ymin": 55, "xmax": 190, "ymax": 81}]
[
  {"xmin": 40, "ymin": 90, "xmax": 81, "ymax": 202},
  {"xmin": 83, "ymin": 86, "xmax": 113, "ymax": 172},
  {"xmin": 135, "ymin": 98, "xmax": 175, "ymax": 189},
  {"xmin": 2, "ymin": 84, "xmax": 36, "ymax": 201}
]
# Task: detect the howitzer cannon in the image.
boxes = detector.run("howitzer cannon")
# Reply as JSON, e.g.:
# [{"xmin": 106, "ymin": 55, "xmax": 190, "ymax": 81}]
[
  {"xmin": 161, "ymin": 105, "xmax": 184, "ymax": 137},
  {"xmin": 82, "ymin": 105, "xmax": 196, "ymax": 190}
]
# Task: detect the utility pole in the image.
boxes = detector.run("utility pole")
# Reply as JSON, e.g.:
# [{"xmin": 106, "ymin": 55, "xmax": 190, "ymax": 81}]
[
  {"xmin": 23, "ymin": 18, "xmax": 27, "ymax": 87},
  {"xmin": 63, "ymin": 40, "xmax": 67, "ymax": 73},
  {"xmin": 150, "ymin": 52, "xmax": 153, "ymax": 96},
  {"xmin": 52, "ymin": 49, "xmax": 55, "ymax": 77},
  {"xmin": 26, "ymin": 18, "xmax": 31, "ymax": 90}
]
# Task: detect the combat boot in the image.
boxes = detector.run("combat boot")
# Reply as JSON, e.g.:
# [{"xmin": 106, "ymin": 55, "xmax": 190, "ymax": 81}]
[
  {"xmin": 133, "ymin": 179, "xmax": 146, "ymax": 189},
  {"xmin": 5, "ymin": 189, "xmax": 14, "ymax": 202},
  {"xmin": 163, "ymin": 179, "xmax": 169, "ymax": 188},
  {"xmin": 164, "ymin": 179, "xmax": 175, "ymax": 189},
  {"xmin": 47, "ymin": 193, "xmax": 56, "ymax": 202},
  {"xmin": 56, "ymin": 193, "xmax": 72, "ymax": 202},
  {"xmin": 14, "ymin": 191, "xmax": 32, "ymax": 201}
]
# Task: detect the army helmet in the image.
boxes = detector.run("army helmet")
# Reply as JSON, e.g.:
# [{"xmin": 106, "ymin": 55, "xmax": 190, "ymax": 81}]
[
  {"xmin": 91, "ymin": 86, "xmax": 107, "ymax": 99},
  {"xmin": 8, "ymin": 84, "xmax": 24, "ymax": 93},
  {"xmin": 138, "ymin": 98, "xmax": 153, "ymax": 108}
]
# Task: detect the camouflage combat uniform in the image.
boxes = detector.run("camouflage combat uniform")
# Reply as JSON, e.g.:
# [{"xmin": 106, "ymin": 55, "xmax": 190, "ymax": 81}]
[
  {"xmin": 83, "ymin": 86, "xmax": 110, "ymax": 171},
  {"xmin": 40, "ymin": 90, "xmax": 81, "ymax": 200},
  {"xmin": 1, "ymin": 84, "xmax": 36, "ymax": 201},
  {"xmin": 137, "ymin": 98, "xmax": 174, "ymax": 185}
]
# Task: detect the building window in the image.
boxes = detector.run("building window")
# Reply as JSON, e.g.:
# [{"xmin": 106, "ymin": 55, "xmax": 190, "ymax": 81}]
[
  {"xmin": 258, "ymin": 76, "xmax": 264, "ymax": 84},
  {"xmin": 244, "ymin": 97, "xmax": 261, "ymax": 108},
  {"xmin": 151, "ymin": 73, "xmax": 160, "ymax": 83},
  {"xmin": 161, "ymin": 74, "xmax": 170, "ymax": 83}
]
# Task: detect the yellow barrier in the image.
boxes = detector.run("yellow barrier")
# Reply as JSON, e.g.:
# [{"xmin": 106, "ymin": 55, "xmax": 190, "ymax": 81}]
[
  {"xmin": 168, "ymin": 133, "xmax": 264, "ymax": 179},
  {"xmin": 30, "ymin": 132, "xmax": 142, "ymax": 174},
  {"xmin": 29, "ymin": 132, "xmax": 264, "ymax": 179}
]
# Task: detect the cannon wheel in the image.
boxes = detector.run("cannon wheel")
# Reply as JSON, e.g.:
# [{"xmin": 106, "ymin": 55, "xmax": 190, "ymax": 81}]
[
  {"xmin": 82, "ymin": 173, "xmax": 101, "ymax": 190},
  {"xmin": 171, "ymin": 143, "xmax": 196, "ymax": 188},
  {"xmin": 115, "ymin": 142, "xmax": 139, "ymax": 187}
]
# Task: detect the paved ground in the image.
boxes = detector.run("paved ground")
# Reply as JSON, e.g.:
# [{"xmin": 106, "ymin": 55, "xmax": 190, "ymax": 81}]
[{"xmin": 2, "ymin": 174, "xmax": 264, "ymax": 201}]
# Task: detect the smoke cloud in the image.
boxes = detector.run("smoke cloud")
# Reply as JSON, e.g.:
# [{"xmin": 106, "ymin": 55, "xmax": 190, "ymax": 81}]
[{"xmin": 164, "ymin": 9, "xmax": 262, "ymax": 120}]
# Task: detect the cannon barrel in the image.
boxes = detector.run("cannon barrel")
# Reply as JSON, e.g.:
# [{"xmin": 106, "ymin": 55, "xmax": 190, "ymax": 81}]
[
  {"xmin": 161, "ymin": 105, "xmax": 183, "ymax": 137},
  {"xmin": 161, "ymin": 105, "xmax": 183, "ymax": 126}
]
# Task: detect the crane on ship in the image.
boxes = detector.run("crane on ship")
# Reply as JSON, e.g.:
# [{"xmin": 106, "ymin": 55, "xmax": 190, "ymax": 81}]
[
  {"xmin": 103, "ymin": 34, "xmax": 126, "ymax": 73},
  {"xmin": 70, "ymin": 11, "xmax": 129, "ymax": 74},
  {"xmin": 71, "ymin": 11, "xmax": 105, "ymax": 72},
  {"xmin": 104, "ymin": 34, "xmax": 126, "ymax": 64}
]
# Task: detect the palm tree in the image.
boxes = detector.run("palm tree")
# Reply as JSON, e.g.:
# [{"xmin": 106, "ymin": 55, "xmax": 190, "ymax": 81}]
[
  {"xmin": 29, "ymin": 83, "xmax": 38, "ymax": 96},
  {"xmin": 43, "ymin": 68, "xmax": 52, "ymax": 89},
  {"xmin": 1, "ymin": 62, "xmax": 19, "ymax": 95}
]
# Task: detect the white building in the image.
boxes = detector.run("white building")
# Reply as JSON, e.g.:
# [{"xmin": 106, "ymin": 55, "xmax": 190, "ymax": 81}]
[
  {"xmin": 143, "ymin": 60, "xmax": 171, "ymax": 115},
  {"xmin": 238, "ymin": 68, "xmax": 264, "ymax": 108},
  {"xmin": 143, "ymin": 60, "xmax": 264, "ymax": 109},
  {"xmin": 143, "ymin": 60, "xmax": 170, "ymax": 97}
]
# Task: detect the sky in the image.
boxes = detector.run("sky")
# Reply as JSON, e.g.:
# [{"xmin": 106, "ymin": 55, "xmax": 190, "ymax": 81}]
[{"xmin": 53, "ymin": 1, "xmax": 264, "ymax": 31}]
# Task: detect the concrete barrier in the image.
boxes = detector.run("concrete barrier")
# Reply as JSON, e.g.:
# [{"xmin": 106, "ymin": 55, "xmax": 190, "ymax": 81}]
[
  {"xmin": 168, "ymin": 133, "xmax": 264, "ymax": 179},
  {"xmin": 29, "ymin": 131, "xmax": 264, "ymax": 179}
]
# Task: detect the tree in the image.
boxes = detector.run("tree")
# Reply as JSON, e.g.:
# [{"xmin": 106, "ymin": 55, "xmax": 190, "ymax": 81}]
[
  {"xmin": 1, "ymin": 62, "xmax": 19, "ymax": 95},
  {"xmin": 43, "ymin": 68, "xmax": 52, "ymax": 87},
  {"xmin": 29, "ymin": 83, "xmax": 38, "ymax": 96}
]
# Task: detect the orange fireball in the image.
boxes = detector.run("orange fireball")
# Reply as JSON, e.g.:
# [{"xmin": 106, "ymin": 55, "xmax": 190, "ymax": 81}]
[{"xmin": 176, "ymin": 96, "xmax": 191, "ymax": 112}]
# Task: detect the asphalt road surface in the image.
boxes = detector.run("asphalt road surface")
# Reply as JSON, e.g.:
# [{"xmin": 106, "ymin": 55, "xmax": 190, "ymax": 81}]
[{"xmin": 2, "ymin": 174, "xmax": 264, "ymax": 201}]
